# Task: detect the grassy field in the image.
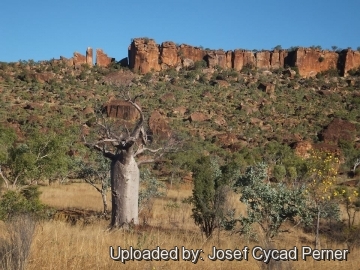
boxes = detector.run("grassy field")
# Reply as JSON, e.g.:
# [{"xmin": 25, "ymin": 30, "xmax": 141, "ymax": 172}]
[{"xmin": 0, "ymin": 183, "xmax": 353, "ymax": 269}]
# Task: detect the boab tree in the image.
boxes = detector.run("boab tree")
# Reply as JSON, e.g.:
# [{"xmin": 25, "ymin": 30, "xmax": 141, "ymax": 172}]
[{"xmin": 84, "ymin": 94, "xmax": 177, "ymax": 228}]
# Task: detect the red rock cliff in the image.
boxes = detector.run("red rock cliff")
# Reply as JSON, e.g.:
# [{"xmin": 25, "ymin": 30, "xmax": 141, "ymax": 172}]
[
  {"xmin": 233, "ymin": 50, "xmax": 255, "ymax": 71},
  {"xmin": 73, "ymin": 52, "xmax": 87, "ymax": 66},
  {"xmin": 58, "ymin": 38, "xmax": 360, "ymax": 77},
  {"xmin": 341, "ymin": 49, "xmax": 360, "ymax": 76},
  {"xmin": 294, "ymin": 48, "xmax": 338, "ymax": 77},
  {"xmin": 178, "ymin": 44, "xmax": 207, "ymax": 63},
  {"xmin": 86, "ymin": 47, "xmax": 93, "ymax": 66},
  {"xmin": 160, "ymin": 41, "xmax": 179, "ymax": 68},
  {"xmin": 205, "ymin": 50, "xmax": 227, "ymax": 69},
  {"xmin": 128, "ymin": 38, "xmax": 161, "ymax": 74},
  {"xmin": 96, "ymin": 49, "xmax": 114, "ymax": 67}
]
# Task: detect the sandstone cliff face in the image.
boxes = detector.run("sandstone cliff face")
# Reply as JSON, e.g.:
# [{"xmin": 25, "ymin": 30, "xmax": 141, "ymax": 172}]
[
  {"xmin": 73, "ymin": 52, "xmax": 87, "ymax": 66},
  {"xmin": 233, "ymin": 50, "xmax": 256, "ymax": 71},
  {"xmin": 341, "ymin": 49, "xmax": 360, "ymax": 76},
  {"xmin": 270, "ymin": 50, "xmax": 287, "ymax": 69},
  {"xmin": 60, "ymin": 47, "xmax": 113, "ymax": 68},
  {"xmin": 226, "ymin": 51, "xmax": 232, "ymax": 69},
  {"xmin": 178, "ymin": 44, "xmax": 206, "ymax": 63},
  {"xmin": 160, "ymin": 41, "xmax": 179, "ymax": 68},
  {"xmin": 255, "ymin": 51, "xmax": 271, "ymax": 69},
  {"xmin": 96, "ymin": 49, "xmax": 114, "ymax": 67},
  {"xmin": 58, "ymin": 38, "xmax": 360, "ymax": 77},
  {"xmin": 86, "ymin": 47, "xmax": 93, "ymax": 66},
  {"xmin": 294, "ymin": 48, "xmax": 338, "ymax": 77},
  {"xmin": 128, "ymin": 38, "xmax": 161, "ymax": 74},
  {"xmin": 205, "ymin": 50, "xmax": 227, "ymax": 69},
  {"xmin": 60, "ymin": 56, "xmax": 73, "ymax": 67}
]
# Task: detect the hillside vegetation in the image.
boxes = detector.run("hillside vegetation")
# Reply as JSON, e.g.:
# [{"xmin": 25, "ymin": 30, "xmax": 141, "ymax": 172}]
[{"xmin": 1, "ymin": 57, "xmax": 360, "ymax": 269}]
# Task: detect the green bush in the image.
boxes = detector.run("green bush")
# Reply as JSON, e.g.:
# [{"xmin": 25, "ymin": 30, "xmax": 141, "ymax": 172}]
[
  {"xmin": 273, "ymin": 165, "xmax": 286, "ymax": 181},
  {"xmin": 0, "ymin": 186, "xmax": 53, "ymax": 221}
]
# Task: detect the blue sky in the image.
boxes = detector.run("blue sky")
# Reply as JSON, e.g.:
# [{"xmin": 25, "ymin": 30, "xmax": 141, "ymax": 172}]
[{"xmin": 1, "ymin": 0, "xmax": 359, "ymax": 63}]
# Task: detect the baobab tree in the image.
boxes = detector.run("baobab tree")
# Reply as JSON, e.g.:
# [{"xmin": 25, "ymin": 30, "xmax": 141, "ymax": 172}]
[{"xmin": 84, "ymin": 94, "xmax": 177, "ymax": 228}]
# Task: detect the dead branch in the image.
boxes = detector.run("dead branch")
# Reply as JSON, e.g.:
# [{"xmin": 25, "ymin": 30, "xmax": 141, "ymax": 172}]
[
  {"xmin": 134, "ymin": 146, "xmax": 163, "ymax": 157},
  {"xmin": 0, "ymin": 165, "xmax": 9, "ymax": 189}
]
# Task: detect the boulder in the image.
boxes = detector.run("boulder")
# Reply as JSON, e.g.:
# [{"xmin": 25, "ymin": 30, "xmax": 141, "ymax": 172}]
[
  {"xmin": 148, "ymin": 110, "xmax": 171, "ymax": 139},
  {"xmin": 320, "ymin": 118, "xmax": 356, "ymax": 144},
  {"xmin": 103, "ymin": 100, "xmax": 140, "ymax": 121},
  {"xmin": 189, "ymin": 112, "xmax": 208, "ymax": 122}
]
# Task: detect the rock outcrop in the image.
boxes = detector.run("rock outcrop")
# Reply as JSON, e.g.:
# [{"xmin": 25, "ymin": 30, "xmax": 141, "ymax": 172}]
[
  {"xmin": 96, "ymin": 49, "xmax": 114, "ymax": 67},
  {"xmin": 233, "ymin": 50, "xmax": 255, "ymax": 71},
  {"xmin": 103, "ymin": 100, "xmax": 139, "ymax": 121},
  {"xmin": 205, "ymin": 50, "xmax": 227, "ymax": 69},
  {"xmin": 73, "ymin": 52, "xmax": 87, "ymax": 67},
  {"xmin": 340, "ymin": 49, "xmax": 360, "ymax": 76},
  {"xmin": 271, "ymin": 50, "xmax": 288, "ymax": 69},
  {"xmin": 293, "ymin": 141, "xmax": 313, "ymax": 158},
  {"xmin": 86, "ymin": 47, "xmax": 93, "ymax": 67},
  {"xmin": 294, "ymin": 48, "xmax": 339, "ymax": 77},
  {"xmin": 148, "ymin": 110, "xmax": 171, "ymax": 139},
  {"xmin": 160, "ymin": 41, "xmax": 179, "ymax": 68},
  {"xmin": 255, "ymin": 51, "xmax": 271, "ymax": 69},
  {"xmin": 127, "ymin": 38, "xmax": 360, "ymax": 76},
  {"xmin": 60, "ymin": 47, "xmax": 113, "ymax": 68},
  {"xmin": 128, "ymin": 38, "xmax": 161, "ymax": 74},
  {"xmin": 57, "ymin": 38, "xmax": 360, "ymax": 77},
  {"xmin": 178, "ymin": 44, "xmax": 206, "ymax": 62},
  {"xmin": 320, "ymin": 118, "xmax": 356, "ymax": 144}
]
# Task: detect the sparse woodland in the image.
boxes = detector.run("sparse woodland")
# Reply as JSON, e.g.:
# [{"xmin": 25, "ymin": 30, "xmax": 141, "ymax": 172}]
[{"xmin": 0, "ymin": 56, "xmax": 360, "ymax": 269}]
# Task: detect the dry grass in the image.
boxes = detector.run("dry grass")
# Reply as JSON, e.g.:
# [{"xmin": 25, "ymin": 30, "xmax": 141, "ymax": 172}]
[
  {"xmin": 11, "ymin": 183, "xmax": 357, "ymax": 269},
  {"xmin": 39, "ymin": 183, "xmax": 109, "ymax": 211}
]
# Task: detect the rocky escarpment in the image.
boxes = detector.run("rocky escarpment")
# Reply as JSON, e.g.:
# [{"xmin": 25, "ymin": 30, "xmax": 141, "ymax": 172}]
[
  {"xmin": 59, "ymin": 47, "xmax": 114, "ymax": 68},
  {"xmin": 55, "ymin": 38, "xmax": 360, "ymax": 77},
  {"xmin": 128, "ymin": 38, "xmax": 360, "ymax": 77}
]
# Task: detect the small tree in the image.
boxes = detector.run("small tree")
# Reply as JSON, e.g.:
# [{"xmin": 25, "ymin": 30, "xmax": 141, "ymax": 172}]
[
  {"xmin": 0, "ymin": 127, "xmax": 72, "ymax": 189},
  {"xmin": 189, "ymin": 156, "xmax": 237, "ymax": 238},
  {"xmin": 333, "ymin": 186, "xmax": 360, "ymax": 251},
  {"xmin": 305, "ymin": 150, "xmax": 341, "ymax": 248},
  {"xmin": 138, "ymin": 168, "xmax": 166, "ymax": 224},
  {"xmin": 78, "ymin": 152, "xmax": 111, "ymax": 215},
  {"xmin": 234, "ymin": 163, "xmax": 310, "ymax": 242}
]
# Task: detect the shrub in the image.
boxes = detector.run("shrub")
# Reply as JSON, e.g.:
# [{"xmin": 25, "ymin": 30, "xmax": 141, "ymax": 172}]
[
  {"xmin": 0, "ymin": 186, "xmax": 52, "ymax": 221},
  {"xmin": 188, "ymin": 156, "xmax": 238, "ymax": 238},
  {"xmin": 272, "ymin": 165, "xmax": 286, "ymax": 181},
  {"xmin": 194, "ymin": 60, "xmax": 207, "ymax": 70},
  {"xmin": 234, "ymin": 163, "xmax": 310, "ymax": 241}
]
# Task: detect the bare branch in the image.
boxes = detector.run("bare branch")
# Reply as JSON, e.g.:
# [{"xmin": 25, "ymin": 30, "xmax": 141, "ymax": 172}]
[
  {"xmin": 126, "ymin": 99, "xmax": 145, "ymax": 143},
  {"xmin": 134, "ymin": 146, "xmax": 163, "ymax": 157},
  {"xmin": 84, "ymin": 178, "xmax": 102, "ymax": 193},
  {"xmin": 137, "ymin": 159, "xmax": 157, "ymax": 166},
  {"xmin": 83, "ymin": 135, "xmax": 115, "ymax": 160},
  {"xmin": 353, "ymin": 158, "xmax": 360, "ymax": 173},
  {"xmin": 0, "ymin": 165, "xmax": 9, "ymax": 190}
]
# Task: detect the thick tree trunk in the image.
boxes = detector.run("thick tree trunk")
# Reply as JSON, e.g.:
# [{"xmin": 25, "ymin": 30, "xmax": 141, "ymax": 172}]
[{"xmin": 110, "ymin": 151, "xmax": 140, "ymax": 228}]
